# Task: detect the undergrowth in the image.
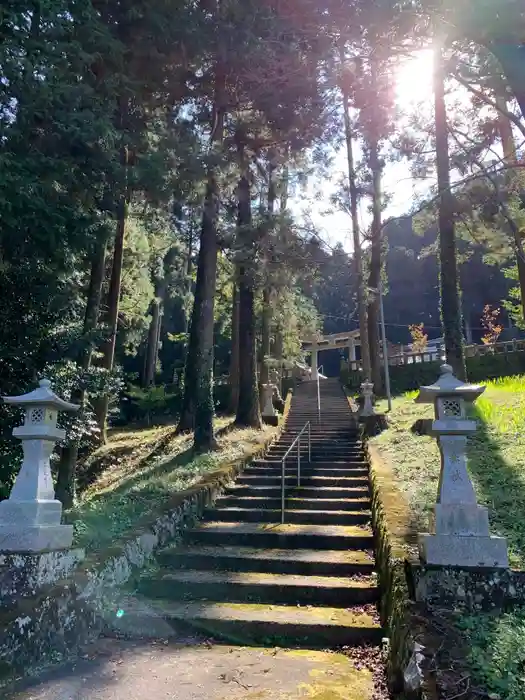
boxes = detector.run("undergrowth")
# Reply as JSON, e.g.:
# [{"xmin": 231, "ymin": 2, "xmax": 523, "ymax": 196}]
[
  {"xmin": 67, "ymin": 418, "xmax": 277, "ymax": 552},
  {"xmin": 458, "ymin": 608, "xmax": 525, "ymax": 700}
]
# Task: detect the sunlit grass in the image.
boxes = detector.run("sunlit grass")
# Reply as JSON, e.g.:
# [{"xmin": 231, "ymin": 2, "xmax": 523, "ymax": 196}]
[
  {"xmin": 67, "ymin": 418, "xmax": 277, "ymax": 552},
  {"xmin": 373, "ymin": 375, "xmax": 525, "ymax": 699},
  {"xmin": 372, "ymin": 375, "xmax": 525, "ymax": 568}
]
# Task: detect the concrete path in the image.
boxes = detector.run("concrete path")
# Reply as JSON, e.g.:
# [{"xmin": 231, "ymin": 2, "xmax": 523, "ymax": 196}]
[{"xmin": 6, "ymin": 638, "xmax": 377, "ymax": 700}]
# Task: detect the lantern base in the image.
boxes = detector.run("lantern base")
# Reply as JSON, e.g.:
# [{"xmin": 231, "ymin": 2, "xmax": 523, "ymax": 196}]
[
  {"xmin": 0, "ymin": 498, "xmax": 63, "ymax": 525},
  {"xmin": 0, "ymin": 524, "xmax": 73, "ymax": 553},
  {"xmin": 433, "ymin": 503, "xmax": 490, "ymax": 537},
  {"xmin": 419, "ymin": 533, "xmax": 509, "ymax": 569}
]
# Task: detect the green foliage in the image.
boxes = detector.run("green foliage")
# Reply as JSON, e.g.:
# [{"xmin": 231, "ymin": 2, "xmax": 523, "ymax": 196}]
[
  {"xmin": 458, "ymin": 608, "xmax": 525, "ymax": 700},
  {"xmin": 123, "ymin": 385, "xmax": 181, "ymax": 425}
]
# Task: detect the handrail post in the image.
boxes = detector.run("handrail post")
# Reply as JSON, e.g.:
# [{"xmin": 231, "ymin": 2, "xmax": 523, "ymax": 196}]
[
  {"xmin": 298, "ymin": 435, "xmax": 301, "ymax": 486},
  {"xmin": 281, "ymin": 455, "xmax": 286, "ymax": 524},
  {"xmin": 280, "ymin": 421, "xmax": 309, "ymax": 523},
  {"xmin": 308, "ymin": 421, "xmax": 311, "ymax": 462},
  {"xmin": 317, "ymin": 367, "xmax": 321, "ymax": 423}
]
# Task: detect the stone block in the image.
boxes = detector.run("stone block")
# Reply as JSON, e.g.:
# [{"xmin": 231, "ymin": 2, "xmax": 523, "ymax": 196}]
[
  {"xmin": 0, "ymin": 524, "xmax": 73, "ymax": 553},
  {"xmin": 419, "ymin": 533, "xmax": 509, "ymax": 569},
  {"xmin": 409, "ymin": 563, "xmax": 525, "ymax": 611},
  {"xmin": 433, "ymin": 503, "xmax": 490, "ymax": 536},
  {"xmin": 0, "ymin": 499, "xmax": 62, "ymax": 526},
  {"xmin": 0, "ymin": 548, "xmax": 84, "ymax": 605}
]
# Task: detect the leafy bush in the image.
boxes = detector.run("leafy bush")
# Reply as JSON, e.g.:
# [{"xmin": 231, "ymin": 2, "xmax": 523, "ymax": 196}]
[
  {"xmin": 121, "ymin": 385, "xmax": 182, "ymax": 425},
  {"xmin": 458, "ymin": 609, "xmax": 525, "ymax": 700}
]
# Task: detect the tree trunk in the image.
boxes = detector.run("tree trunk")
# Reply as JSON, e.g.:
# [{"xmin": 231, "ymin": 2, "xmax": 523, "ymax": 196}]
[
  {"xmin": 497, "ymin": 96, "xmax": 525, "ymax": 323},
  {"xmin": 489, "ymin": 43, "xmax": 525, "ymax": 122},
  {"xmin": 179, "ymin": 226, "xmax": 194, "ymax": 377},
  {"xmin": 178, "ymin": 88, "xmax": 224, "ymax": 442},
  {"xmin": 434, "ymin": 43, "xmax": 466, "ymax": 379},
  {"xmin": 339, "ymin": 44, "xmax": 371, "ymax": 382},
  {"xmin": 229, "ymin": 280, "xmax": 240, "ymax": 413},
  {"xmin": 95, "ymin": 187, "xmax": 128, "ymax": 442},
  {"xmin": 366, "ymin": 67, "xmax": 384, "ymax": 394},
  {"xmin": 260, "ymin": 287, "xmax": 272, "ymax": 389},
  {"xmin": 235, "ymin": 156, "xmax": 262, "ymax": 429},
  {"xmin": 259, "ymin": 160, "xmax": 277, "ymax": 394},
  {"xmin": 144, "ymin": 298, "xmax": 161, "ymax": 386},
  {"xmin": 55, "ymin": 231, "xmax": 109, "ymax": 508},
  {"xmin": 193, "ymin": 176, "xmax": 220, "ymax": 451}
]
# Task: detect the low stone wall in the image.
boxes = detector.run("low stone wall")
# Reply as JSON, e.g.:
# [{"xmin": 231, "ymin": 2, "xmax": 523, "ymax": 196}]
[
  {"xmin": 367, "ymin": 445, "xmax": 433, "ymax": 699},
  {"xmin": 409, "ymin": 564, "xmax": 525, "ymax": 611},
  {"xmin": 0, "ymin": 399, "xmax": 292, "ymax": 682}
]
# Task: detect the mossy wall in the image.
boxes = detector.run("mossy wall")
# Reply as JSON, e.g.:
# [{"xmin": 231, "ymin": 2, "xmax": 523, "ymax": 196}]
[
  {"xmin": 0, "ymin": 406, "xmax": 291, "ymax": 685},
  {"xmin": 366, "ymin": 444, "xmax": 415, "ymax": 693}
]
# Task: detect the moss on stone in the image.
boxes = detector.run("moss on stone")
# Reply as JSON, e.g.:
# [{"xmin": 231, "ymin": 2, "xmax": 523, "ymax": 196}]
[{"xmin": 366, "ymin": 442, "xmax": 418, "ymax": 694}]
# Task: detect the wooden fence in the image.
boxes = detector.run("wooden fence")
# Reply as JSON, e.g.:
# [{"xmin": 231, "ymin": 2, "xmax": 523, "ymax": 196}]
[{"xmin": 347, "ymin": 338, "xmax": 525, "ymax": 372}]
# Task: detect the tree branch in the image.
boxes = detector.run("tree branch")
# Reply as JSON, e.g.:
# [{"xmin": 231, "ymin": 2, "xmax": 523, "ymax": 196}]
[{"xmin": 452, "ymin": 72, "xmax": 525, "ymax": 140}]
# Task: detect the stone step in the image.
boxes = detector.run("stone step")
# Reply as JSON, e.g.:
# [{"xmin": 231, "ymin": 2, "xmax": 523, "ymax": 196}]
[
  {"xmin": 284, "ymin": 427, "xmax": 354, "ymax": 432},
  {"xmin": 236, "ymin": 474, "xmax": 369, "ymax": 487},
  {"xmin": 265, "ymin": 452, "xmax": 365, "ymax": 460},
  {"xmin": 205, "ymin": 507, "xmax": 371, "ymax": 526},
  {"xmin": 268, "ymin": 445, "xmax": 364, "ymax": 451},
  {"xmin": 157, "ymin": 545, "xmax": 376, "ymax": 576},
  {"xmin": 286, "ymin": 416, "xmax": 356, "ymax": 426},
  {"xmin": 117, "ymin": 600, "xmax": 382, "ymax": 648},
  {"xmin": 252, "ymin": 459, "xmax": 367, "ymax": 468},
  {"xmin": 187, "ymin": 521, "xmax": 374, "ymax": 550},
  {"xmin": 280, "ymin": 437, "xmax": 358, "ymax": 443},
  {"xmin": 139, "ymin": 570, "xmax": 379, "ymax": 607},
  {"xmin": 225, "ymin": 485, "xmax": 370, "ymax": 499},
  {"xmin": 246, "ymin": 466, "xmax": 368, "ymax": 477},
  {"xmin": 216, "ymin": 496, "xmax": 371, "ymax": 511}
]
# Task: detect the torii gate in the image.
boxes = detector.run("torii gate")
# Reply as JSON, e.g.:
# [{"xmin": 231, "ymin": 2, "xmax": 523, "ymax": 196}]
[{"xmin": 302, "ymin": 330, "xmax": 361, "ymax": 380}]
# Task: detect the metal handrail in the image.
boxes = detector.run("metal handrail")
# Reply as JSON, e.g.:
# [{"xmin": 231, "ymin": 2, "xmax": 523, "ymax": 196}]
[
  {"xmin": 281, "ymin": 421, "xmax": 311, "ymax": 524},
  {"xmin": 317, "ymin": 366, "xmax": 322, "ymax": 423}
]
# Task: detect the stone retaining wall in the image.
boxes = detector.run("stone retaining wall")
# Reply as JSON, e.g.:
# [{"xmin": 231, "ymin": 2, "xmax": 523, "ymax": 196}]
[
  {"xmin": 409, "ymin": 563, "xmax": 525, "ymax": 610},
  {"xmin": 0, "ymin": 397, "xmax": 291, "ymax": 683},
  {"xmin": 366, "ymin": 444, "xmax": 433, "ymax": 699}
]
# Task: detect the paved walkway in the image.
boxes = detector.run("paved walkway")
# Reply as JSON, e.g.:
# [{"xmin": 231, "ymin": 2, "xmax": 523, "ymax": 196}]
[{"xmin": 6, "ymin": 638, "xmax": 375, "ymax": 700}]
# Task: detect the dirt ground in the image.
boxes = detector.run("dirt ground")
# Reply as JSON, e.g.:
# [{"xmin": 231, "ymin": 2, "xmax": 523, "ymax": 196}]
[{"xmin": 4, "ymin": 637, "xmax": 382, "ymax": 700}]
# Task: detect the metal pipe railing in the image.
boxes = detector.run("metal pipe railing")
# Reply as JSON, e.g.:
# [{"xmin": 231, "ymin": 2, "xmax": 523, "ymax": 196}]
[
  {"xmin": 281, "ymin": 421, "xmax": 311, "ymax": 524},
  {"xmin": 317, "ymin": 365, "xmax": 322, "ymax": 423}
]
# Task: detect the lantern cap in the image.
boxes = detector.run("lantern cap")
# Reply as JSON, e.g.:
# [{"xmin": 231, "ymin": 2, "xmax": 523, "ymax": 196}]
[
  {"xmin": 415, "ymin": 364, "xmax": 485, "ymax": 404},
  {"xmin": 2, "ymin": 378, "xmax": 79, "ymax": 412}
]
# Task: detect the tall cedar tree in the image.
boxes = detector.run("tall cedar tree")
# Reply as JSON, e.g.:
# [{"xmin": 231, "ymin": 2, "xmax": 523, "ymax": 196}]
[
  {"xmin": 235, "ymin": 136, "xmax": 262, "ymax": 428},
  {"xmin": 434, "ymin": 43, "xmax": 466, "ymax": 378}
]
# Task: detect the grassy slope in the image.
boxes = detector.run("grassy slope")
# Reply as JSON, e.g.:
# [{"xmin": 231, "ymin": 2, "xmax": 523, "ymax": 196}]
[
  {"xmin": 371, "ymin": 377, "xmax": 525, "ymax": 700},
  {"xmin": 67, "ymin": 417, "xmax": 277, "ymax": 552},
  {"xmin": 372, "ymin": 376, "xmax": 525, "ymax": 567}
]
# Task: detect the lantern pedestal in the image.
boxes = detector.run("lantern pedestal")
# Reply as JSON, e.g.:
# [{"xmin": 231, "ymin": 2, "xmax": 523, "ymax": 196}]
[
  {"xmin": 419, "ymin": 533, "xmax": 509, "ymax": 568},
  {"xmin": 0, "ymin": 523, "xmax": 74, "ymax": 554},
  {"xmin": 0, "ymin": 379, "xmax": 78, "ymax": 553}
]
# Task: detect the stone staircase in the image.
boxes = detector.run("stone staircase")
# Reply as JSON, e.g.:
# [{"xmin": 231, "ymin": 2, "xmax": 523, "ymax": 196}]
[{"xmin": 134, "ymin": 378, "xmax": 381, "ymax": 648}]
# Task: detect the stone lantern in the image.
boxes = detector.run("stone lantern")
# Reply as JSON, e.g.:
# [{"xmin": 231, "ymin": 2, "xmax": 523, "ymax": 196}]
[
  {"xmin": 360, "ymin": 380, "xmax": 375, "ymax": 417},
  {"xmin": 0, "ymin": 379, "xmax": 79, "ymax": 552},
  {"xmin": 261, "ymin": 383, "xmax": 278, "ymax": 426},
  {"xmin": 415, "ymin": 364, "xmax": 508, "ymax": 568}
]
